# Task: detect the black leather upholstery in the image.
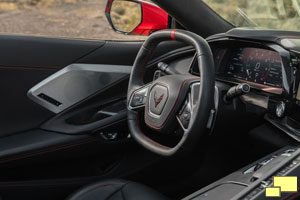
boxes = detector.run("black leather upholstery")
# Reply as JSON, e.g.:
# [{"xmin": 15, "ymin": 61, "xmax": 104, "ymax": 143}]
[{"xmin": 67, "ymin": 179, "xmax": 169, "ymax": 200}]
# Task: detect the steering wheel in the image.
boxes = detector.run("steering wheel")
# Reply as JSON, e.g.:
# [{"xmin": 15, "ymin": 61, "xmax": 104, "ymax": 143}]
[{"xmin": 127, "ymin": 29, "xmax": 215, "ymax": 157}]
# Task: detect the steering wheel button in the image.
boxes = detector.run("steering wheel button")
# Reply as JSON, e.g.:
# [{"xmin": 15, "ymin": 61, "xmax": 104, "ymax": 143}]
[
  {"xmin": 179, "ymin": 117, "xmax": 190, "ymax": 129},
  {"xmin": 133, "ymin": 95, "xmax": 143, "ymax": 103},
  {"xmin": 129, "ymin": 86, "xmax": 149, "ymax": 109},
  {"xmin": 182, "ymin": 112, "xmax": 190, "ymax": 120},
  {"xmin": 131, "ymin": 95, "xmax": 144, "ymax": 107},
  {"xmin": 133, "ymin": 95, "xmax": 141, "ymax": 101}
]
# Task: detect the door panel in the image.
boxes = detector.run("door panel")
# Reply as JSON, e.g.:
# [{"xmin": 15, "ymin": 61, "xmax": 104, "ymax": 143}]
[
  {"xmin": 0, "ymin": 35, "xmax": 106, "ymax": 137},
  {"xmin": 0, "ymin": 34, "xmax": 105, "ymax": 68},
  {"xmin": 0, "ymin": 129, "xmax": 93, "ymax": 164},
  {"xmin": 0, "ymin": 35, "xmax": 141, "ymax": 137},
  {"xmin": 0, "ymin": 68, "xmax": 55, "ymax": 136},
  {"xmin": 0, "ymin": 34, "xmax": 190, "ymax": 191},
  {"xmin": 0, "ymin": 35, "xmax": 148, "ymax": 186}
]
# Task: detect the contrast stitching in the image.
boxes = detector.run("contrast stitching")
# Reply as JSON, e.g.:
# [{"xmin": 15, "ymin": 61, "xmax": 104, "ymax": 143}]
[
  {"xmin": 135, "ymin": 113, "xmax": 170, "ymax": 150},
  {"xmin": 0, "ymin": 138, "xmax": 98, "ymax": 164},
  {"xmin": 106, "ymin": 183, "xmax": 126, "ymax": 200}
]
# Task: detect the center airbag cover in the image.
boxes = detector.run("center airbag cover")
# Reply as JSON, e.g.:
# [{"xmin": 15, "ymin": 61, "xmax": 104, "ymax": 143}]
[{"xmin": 145, "ymin": 74, "xmax": 197, "ymax": 131}]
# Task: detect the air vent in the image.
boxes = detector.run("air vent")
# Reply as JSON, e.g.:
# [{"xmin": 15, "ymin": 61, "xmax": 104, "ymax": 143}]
[{"xmin": 38, "ymin": 93, "xmax": 62, "ymax": 107}]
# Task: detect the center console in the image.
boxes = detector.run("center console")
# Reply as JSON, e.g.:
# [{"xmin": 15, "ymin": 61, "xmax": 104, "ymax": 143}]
[{"xmin": 184, "ymin": 146, "xmax": 300, "ymax": 200}]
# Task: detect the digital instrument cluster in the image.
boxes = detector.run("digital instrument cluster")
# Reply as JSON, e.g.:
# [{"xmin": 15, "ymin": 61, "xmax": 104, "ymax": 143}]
[{"xmin": 224, "ymin": 48, "xmax": 283, "ymax": 88}]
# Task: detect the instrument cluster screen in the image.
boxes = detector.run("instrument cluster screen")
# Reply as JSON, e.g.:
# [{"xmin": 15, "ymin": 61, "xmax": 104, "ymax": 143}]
[{"xmin": 225, "ymin": 48, "xmax": 283, "ymax": 88}]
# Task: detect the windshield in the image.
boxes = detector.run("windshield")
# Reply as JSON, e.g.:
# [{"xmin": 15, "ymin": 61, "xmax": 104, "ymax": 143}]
[{"xmin": 203, "ymin": 0, "xmax": 300, "ymax": 31}]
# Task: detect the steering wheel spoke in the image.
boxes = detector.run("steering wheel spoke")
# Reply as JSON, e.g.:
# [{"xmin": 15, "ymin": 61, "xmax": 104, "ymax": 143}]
[
  {"xmin": 177, "ymin": 93, "xmax": 192, "ymax": 132},
  {"xmin": 176, "ymin": 82, "xmax": 200, "ymax": 131},
  {"xmin": 128, "ymin": 84, "xmax": 150, "ymax": 110}
]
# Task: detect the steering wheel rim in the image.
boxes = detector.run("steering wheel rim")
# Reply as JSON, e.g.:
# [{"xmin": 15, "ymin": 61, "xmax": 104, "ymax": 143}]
[{"xmin": 127, "ymin": 29, "xmax": 215, "ymax": 157}]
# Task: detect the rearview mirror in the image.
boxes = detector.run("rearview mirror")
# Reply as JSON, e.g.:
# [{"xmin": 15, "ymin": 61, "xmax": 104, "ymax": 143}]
[{"xmin": 105, "ymin": 0, "xmax": 168, "ymax": 36}]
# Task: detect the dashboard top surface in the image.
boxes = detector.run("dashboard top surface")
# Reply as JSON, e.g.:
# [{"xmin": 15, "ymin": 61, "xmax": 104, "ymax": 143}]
[{"xmin": 207, "ymin": 28, "xmax": 300, "ymax": 53}]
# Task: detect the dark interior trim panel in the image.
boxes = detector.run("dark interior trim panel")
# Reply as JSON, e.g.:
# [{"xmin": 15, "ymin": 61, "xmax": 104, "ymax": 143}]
[
  {"xmin": 0, "ymin": 34, "xmax": 106, "ymax": 68},
  {"xmin": 28, "ymin": 63, "xmax": 131, "ymax": 113},
  {"xmin": 0, "ymin": 129, "xmax": 98, "ymax": 164}
]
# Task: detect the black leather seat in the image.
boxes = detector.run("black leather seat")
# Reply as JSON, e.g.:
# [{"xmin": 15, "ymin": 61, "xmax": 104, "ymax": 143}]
[{"xmin": 67, "ymin": 179, "xmax": 169, "ymax": 200}]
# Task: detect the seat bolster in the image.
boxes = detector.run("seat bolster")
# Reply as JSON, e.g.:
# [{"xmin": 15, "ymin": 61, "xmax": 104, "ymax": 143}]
[{"xmin": 66, "ymin": 179, "xmax": 169, "ymax": 200}]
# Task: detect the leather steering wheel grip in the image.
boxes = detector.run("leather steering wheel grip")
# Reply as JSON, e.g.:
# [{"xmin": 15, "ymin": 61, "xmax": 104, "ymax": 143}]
[{"xmin": 127, "ymin": 29, "xmax": 215, "ymax": 157}]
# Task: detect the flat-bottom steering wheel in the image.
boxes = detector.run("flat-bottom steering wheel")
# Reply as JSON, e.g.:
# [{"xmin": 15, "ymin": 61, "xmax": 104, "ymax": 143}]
[{"xmin": 127, "ymin": 29, "xmax": 215, "ymax": 157}]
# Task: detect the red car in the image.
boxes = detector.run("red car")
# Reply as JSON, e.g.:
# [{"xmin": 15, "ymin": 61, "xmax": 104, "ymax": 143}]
[{"xmin": 0, "ymin": 0, "xmax": 300, "ymax": 199}]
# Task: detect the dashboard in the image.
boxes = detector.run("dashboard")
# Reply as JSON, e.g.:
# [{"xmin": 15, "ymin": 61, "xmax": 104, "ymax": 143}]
[
  {"xmin": 153, "ymin": 28, "xmax": 300, "ymax": 145},
  {"xmin": 160, "ymin": 29, "xmax": 300, "ymax": 110},
  {"xmin": 190, "ymin": 39, "xmax": 296, "ymax": 96}
]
